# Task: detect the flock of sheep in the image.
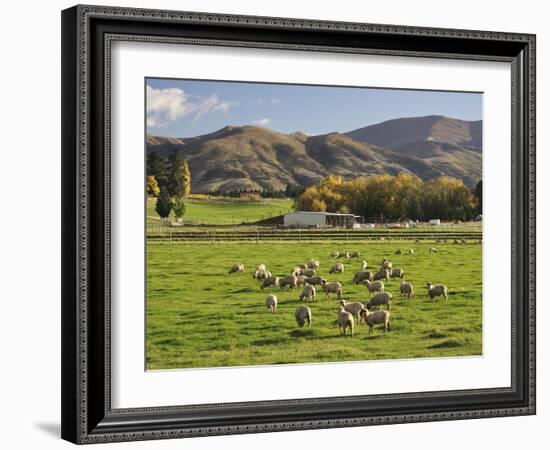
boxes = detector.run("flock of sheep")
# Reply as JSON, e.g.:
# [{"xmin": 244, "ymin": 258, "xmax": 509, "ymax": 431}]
[{"xmin": 227, "ymin": 247, "xmax": 449, "ymax": 337}]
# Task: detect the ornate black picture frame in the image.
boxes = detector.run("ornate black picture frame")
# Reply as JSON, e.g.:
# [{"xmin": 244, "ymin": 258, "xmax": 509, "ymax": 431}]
[{"xmin": 61, "ymin": 4, "xmax": 536, "ymax": 444}]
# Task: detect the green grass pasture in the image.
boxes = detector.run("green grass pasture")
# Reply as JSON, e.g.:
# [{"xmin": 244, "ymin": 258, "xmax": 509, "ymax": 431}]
[{"xmin": 146, "ymin": 240, "xmax": 482, "ymax": 370}]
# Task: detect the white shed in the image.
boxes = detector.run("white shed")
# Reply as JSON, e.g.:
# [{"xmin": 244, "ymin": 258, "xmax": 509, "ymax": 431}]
[{"xmin": 283, "ymin": 211, "xmax": 357, "ymax": 228}]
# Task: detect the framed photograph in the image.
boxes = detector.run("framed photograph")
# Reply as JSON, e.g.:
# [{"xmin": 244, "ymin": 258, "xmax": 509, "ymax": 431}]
[{"xmin": 61, "ymin": 5, "xmax": 536, "ymax": 444}]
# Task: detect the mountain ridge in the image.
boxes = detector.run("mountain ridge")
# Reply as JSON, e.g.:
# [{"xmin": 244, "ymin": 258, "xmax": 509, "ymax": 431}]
[{"xmin": 147, "ymin": 115, "xmax": 482, "ymax": 192}]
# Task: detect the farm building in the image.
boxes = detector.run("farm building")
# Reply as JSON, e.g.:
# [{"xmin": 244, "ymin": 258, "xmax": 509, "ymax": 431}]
[{"xmin": 283, "ymin": 211, "xmax": 358, "ymax": 228}]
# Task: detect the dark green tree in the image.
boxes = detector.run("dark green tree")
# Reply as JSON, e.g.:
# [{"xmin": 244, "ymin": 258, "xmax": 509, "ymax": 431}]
[
  {"xmin": 155, "ymin": 187, "xmax": 173, "ymax": 220},
  {"xmin": 147, "ymin": 151, "xmax": 168, "ymax": 190},
  {"xmin": 474, "ymin": 180, "xmax": 482, "ymax": 214}
]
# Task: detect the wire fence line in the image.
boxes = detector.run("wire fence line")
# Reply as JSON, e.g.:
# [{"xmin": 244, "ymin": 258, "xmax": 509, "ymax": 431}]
[{"xmin": 147, "ymin": 226, "xmax": 482, "ymax": 244}]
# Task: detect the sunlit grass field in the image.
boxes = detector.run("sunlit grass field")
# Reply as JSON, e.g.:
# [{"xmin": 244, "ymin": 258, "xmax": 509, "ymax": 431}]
[
  {"xmin": 146, "ymin": 196, "xmax": 294, "ymax": 226},
  {"xmin": 146, "ymin": 240, "xmax": 482, "ymax": 370}
]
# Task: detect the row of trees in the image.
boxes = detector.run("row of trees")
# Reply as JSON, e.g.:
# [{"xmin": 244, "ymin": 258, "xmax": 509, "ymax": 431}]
[
  {"xmin": 295, "ymin": 174, "xmax": 482, "ymax": 222},
  {"xmin": 147, "ymin": 151, "xmax": 191, "ymax": 198},
  {"xmin": 147, "ymin": 151, "xmax": 191, "ymax": 221},
  {"xmin": 209, "ymin": 183, "xmax": 306, "ymax": 199}
]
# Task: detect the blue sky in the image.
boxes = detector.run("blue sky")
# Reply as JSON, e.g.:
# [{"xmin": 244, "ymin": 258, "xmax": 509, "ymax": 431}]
[{"xmin": 146, "ymin": 78, "xmax": 482, "ymax": 137}]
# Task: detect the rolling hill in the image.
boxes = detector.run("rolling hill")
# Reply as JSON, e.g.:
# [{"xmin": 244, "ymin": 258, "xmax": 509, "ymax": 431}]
[{"xmin": 146, "ymin": 116, "xmax": 482, "ymax": 193}]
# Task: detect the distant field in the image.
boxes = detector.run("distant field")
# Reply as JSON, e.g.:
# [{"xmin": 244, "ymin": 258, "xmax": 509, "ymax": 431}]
[
  {"xmin": 146, "ymin": 240, "xmax": 482, "ymax": 370},
  {"xmin": 146, "ymin": 196, "xmax": 294, "ymax": 226}
]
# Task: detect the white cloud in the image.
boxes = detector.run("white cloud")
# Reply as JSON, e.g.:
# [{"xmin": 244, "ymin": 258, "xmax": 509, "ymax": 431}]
[
  {"xmin": 146, "ymin": 85, "xmax": 234, "ymax": 128},
  {"xmin": 253, "ymin": 118, "xmax": 272, "ymax": 126}
]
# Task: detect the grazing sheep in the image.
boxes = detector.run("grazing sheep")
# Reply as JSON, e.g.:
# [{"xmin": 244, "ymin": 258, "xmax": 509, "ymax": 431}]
[
  {"xmin": 395, "ymin": 249, "xmax": 402, "ymax": 255},
  {"xmin": 350, "ymin": 251, "xmax": 362, "ymax": 258},
  {"xmin": 400, "ymin": 281, "xmax": 414, "ymax": 300},
  {"xmin": 302, "ymin": 268, "xmax": 317, "ymax": 278},
  {"xmin": 322, "ymin": 281, "xmax": 343, "ymax": 300},
  {"xmin": 329, "ymin": 251, "xmax": 339, "ymax": 258},
  {"xmin": 253, "ymin": 269, "xmax": 272, "ymax": 280},
  {"xmin": 390, "ymin": 268, "xmax": 405, "ymax": 279},
  {"xmin": 296, "ymin": 275, "xmax": 308, "ymax": 287},
  {"xmin": 429, "ymin": 247, "xmax": 438, "ymax": 253},
  {"xmin": 295, "ymin": 306, "xmax": 312, "ymax": 327},
  {"xmin": 367, "ymin": 292, "xmax": 393, "ymax": 310},
  {"xmin": 353, "ymin": 271, "xmax": 374, "ymax": 284},
  {"xmin": 340, "ymin": 300, "xmax": 364, "ymax": 322},
  {"xmin": 307, "ymin": 259, "xmax": 320, "ymax": 270},
  {"xmin": 337, "ymin": 306, "xmax": 354, "ymax": 336},
  {"xmin": 408, "ymin": 248, "xmax": 415, "ymax": 255},
  {"xmin": 329, "ymin": 263, "xmax": 345, "ymax": 274},
  {"xmin": 256, "ymin": 264, "xmax": 267, "ymax": 272},
  {"xmin": 279, "ymin": 275, "xmax": 298, "ymax": 289},
  {"xmin": 364, "ymin": 279, "xmax": 385, "ymax": 294},
  {"xmin": 337, "ymin": 251, "xmax": 350, "ymax": 259},
  {"xmin": 360, "ymin": 308, "xmax": 391, "ymax": 333},
  {"xmin": 299, "ymin": 283, "xmax": 316, "ymax": 302},
  {"xmin": 305, "ymin": 276, "xmax": 327, "ymax": 286},
  {"xmin": 426, "ymin": 282, "xmax": 448, "ymax": 302},
  {"xmin": 360, "ymin": 260, "xmax": 368, "ymax": 270},
  {"xmin": 380, "ymin": 259, "xmax": 393, "ymax": 269},
  {"xmin": 261, "ymin": 276, "xmax": 279, "ymax": 289},
  {"xmin": 228, "ymin": 263, "xmax": 245, "ymax": 274},
  {"xmin": 265, "ymin": 295, "xmax": 278, "ymax": 313},
  {"xmin": 373, "ymin": 268, "xmax": 390, "ymax": 281}
]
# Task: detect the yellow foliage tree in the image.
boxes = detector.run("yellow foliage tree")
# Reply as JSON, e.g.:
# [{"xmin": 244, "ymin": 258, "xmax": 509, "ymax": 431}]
[{"xmin": 146, "ymin": 175, "xmax": 160, "ymax": 197}]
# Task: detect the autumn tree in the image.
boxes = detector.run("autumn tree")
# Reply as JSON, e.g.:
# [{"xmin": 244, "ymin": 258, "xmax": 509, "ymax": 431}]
[
  {"xmin": 180, "ymin": 160, "xmax": 191, "ymax": 199},
  {"xmin": 295, "ymin": 174, "xmax": 477, "ymax": 222},
  {"xmin": 146, "ymin": 175, "xmax": 160, "ymax": 197}
]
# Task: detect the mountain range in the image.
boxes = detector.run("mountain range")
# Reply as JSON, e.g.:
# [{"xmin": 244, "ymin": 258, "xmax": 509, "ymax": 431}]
[{"xmin": 146, "ymin": 115, "xmax": 482, "ymax": 192}]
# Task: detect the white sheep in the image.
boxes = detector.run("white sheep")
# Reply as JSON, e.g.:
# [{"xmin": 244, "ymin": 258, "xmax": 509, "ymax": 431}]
[
  {"xmin": 307, "ymin": 259, "xmax": 320, "ymax": 269},
  {"xmin": 299, "ymin": 283, "xmax": 316, "ymax": 302},
  {"xmin": 322, "ymin": 281, "xmax": 343, "ymax": 300},
  {"xmin": 373, "ymin": 268, "xmax": 390, "ymax": 281},
  {"xmin": 349, "ymin": 251, "xmax": 362, "ymax": 258},
  {"xmin": 364, "ymin": 279, "xmax": 384, "ymax": 294},
  {"xmin": 305, "ymin": 276, "xmax": 327, "ymax": 286},
  {"xmin": 253, "ymin": 269, "xmax": 272, "ymax": 280},
  {"xmin": 228, "ymin": 263, "xmax": 245, "ymax": 274},
  {"xmin": 279, "ymin": 275, "xmax": 298, "ymax": 289},
  {"xmin": 408, "ymin": 248, "xmax": 415, "ymax": 255},
  {"xmin": 426, "ymin": 282, "xmax": 448, "ymax": 302},
  {"xmin": 380, "ymin": 259, "xmax": 393, "ymax": 269},
  {"xmin": 261, "ymin": 276, "xmax": 279, "ymax": 289},
  {"xmin": 265, "ymin": 294, "xmax": 278, "ymax": 313},
  {"xmin": 360, "ymin": 260, "xmax": 368, "ymax": 270},
  {"xmin": 256, "ymin": 264, "xmax": 267, "ymax": 272},
  {"xmin": 353, "ymin": 271, "xmax": 374, "ymax": 284},
  {"xmin": 340, "ymin": 300, "xmax": 364, "ymax": 323},
  {"xmin": 360, "ymin": 308, "xmax": 391, "ymax": 333},
  {"xmin": 390, "ymin": 268, "xmax": 405, "ymax": 279},
  {"xmin": 367, "ymin": 292, "xmax": 393, "ymax": 310},
  {"xmin": 329, "ymin": 263, "xmax": 345, "ymax": 274},
  {"xmin": 295, "ymin": 306, "xmax": 312, "ymax": 327},
  {"xmin": 400, "ymin": 281, "xmax": 414, "ymax": 300},
  {"xmin": 429, "ymin": 247, "xmax": 438, "ymax": 253},
  {"xmin": 329, "ymin": 251, "xmax": 339, "ymax": 258},
  {"xmin": 337, "ymin": 306, "xmax": 354, "ymax": 336}
]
